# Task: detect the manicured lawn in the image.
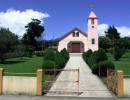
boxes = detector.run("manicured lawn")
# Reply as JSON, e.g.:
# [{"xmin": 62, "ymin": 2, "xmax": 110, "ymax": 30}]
[
  {"xmin": 0, "ymin": 55, "xmax": 44, "ymax": 76},
  {"xmin": 107, "ymin": 50, "xmax": 130, "ymax": 78}
]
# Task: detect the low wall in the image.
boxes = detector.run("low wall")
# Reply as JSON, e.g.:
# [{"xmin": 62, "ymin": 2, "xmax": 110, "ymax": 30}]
[
  {"xmin": 2, "ymin": 76, "xmax": 37, "ymax": 95},
  {"xmin": 124, "ymin": 78, "xmax": 130, "ymax": 97}
]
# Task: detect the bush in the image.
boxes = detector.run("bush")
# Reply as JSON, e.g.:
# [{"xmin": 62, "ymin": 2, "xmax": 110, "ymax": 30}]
[
  {"xmin": 115, "ymin": 46, "xmax": 123, "ymax": 61},
  {"xmin": 87, "ymin": 51, "xmax": 97, "ymax": 68},
  {"xmin": 60, "ymin": 48, "xmax": 69, "ymax": 62},
  {"xmin": 82, "ymin": 49, "xmax": 92, "ymax": 63},
  {"xmin": 44, "ymin": 50, "xmax": 55, "ymax": 61},
  {"xmin": 42, "ymin": 60, "xmax": 56, "ymax": 69},
  {"xmin": 54, "ymin": 53, "xmax": 62, "ymax": 69},
  {"xmin": 95, "ymin": 48, "xmax": 108, "ymax": 63},
  {"xmin": 92, "ymin": 60, "xmax": 115, "ymax": 76},
  {"xmin": 35, "ymin": 51, "xmax": 45, "ymax": 57}
]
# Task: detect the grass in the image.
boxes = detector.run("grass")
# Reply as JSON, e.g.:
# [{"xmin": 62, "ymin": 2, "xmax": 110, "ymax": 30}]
[
  {"xmin": 107, "ymin": 50, "xmax": 130, "ymax": 78},
  {"xmin": 0, "ymin": 55, "xmax": 44, "ymax": 76}
]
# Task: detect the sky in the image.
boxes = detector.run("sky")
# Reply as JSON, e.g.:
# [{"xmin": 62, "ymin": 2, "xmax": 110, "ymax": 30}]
[{"xmin": 0, "ymin": 0, "xmax": 130, "ymax": 40}]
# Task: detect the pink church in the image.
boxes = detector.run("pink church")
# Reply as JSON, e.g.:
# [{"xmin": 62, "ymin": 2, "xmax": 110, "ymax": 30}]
[{"xmin": 58, "ymin": 11, "xmax": 98, "ymax": 53}]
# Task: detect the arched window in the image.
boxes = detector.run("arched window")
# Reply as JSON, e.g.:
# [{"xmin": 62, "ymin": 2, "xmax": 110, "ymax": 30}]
[
  {"xmin": 76, "ymin": 32, "xmax": 79, "ymax": 37},
  {"xmin": 91, "ymin": 19, "xmax": 94, "ymax": 24},
  {"xmin": 72, "ymin": 32, "xmax": 75, "ymax": 37}
]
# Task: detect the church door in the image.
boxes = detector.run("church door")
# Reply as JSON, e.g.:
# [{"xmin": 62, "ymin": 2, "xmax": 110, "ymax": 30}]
[{"xmin": 72, "ymin": 43, "xmax": 80, "ymax": 53}]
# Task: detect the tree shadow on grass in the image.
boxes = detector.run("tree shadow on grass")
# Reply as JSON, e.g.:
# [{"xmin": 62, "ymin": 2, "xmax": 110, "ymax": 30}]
[{"xmin": 0, "ymin": 61, "xmax": 26, "ymax": 65}]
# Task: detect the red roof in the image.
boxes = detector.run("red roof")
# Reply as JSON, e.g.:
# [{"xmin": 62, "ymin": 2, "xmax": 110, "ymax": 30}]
[{"xmin": 88, "ymin": 11, "xmax": 97, "ymax": 18}]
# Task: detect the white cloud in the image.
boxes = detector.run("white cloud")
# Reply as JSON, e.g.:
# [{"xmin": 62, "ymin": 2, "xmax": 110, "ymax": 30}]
[
  {"xmin": 0, "ymin": 8, "xmax": 50, "ymax": 37},
  {"xmin": 98, "ymin": 24, "xmax": 109, "ymax": 36},
  {"xmin": 98, "ymin": 24, "xmax": 130, "ymax": 37}
]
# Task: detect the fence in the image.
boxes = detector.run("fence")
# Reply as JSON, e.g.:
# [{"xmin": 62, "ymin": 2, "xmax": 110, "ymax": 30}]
[
  {"xmin": 107, "ymin": 68, "xmax": 123, "ymax": 97},
  {"xmin": 0, "ymin": 68, "xmax": 43, "ymax": 95},
  {"xmin": 123, "ymin": 74, "xmax": 130, "ymax": 97},
  {"xmin": 42, "ymin": 69, "xmax": 79, "ymax": 95}
]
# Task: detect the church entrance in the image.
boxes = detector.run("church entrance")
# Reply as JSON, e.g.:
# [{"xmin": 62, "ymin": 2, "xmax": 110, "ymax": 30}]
[
  {"xmin": 67, "ymin": 41, "xmax": 84, "ymax": 53},
  {"xmin": 72, "ymin": 43, "xmax": 80, "ymax": 53}
]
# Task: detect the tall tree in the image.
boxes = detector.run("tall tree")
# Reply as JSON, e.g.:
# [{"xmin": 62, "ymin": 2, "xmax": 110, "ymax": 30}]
[
  {"xmin": 105, "ymin": 26, "xmax": 120, "ymax": 39},
  {"xmin": 0, "ymin": 28, "xmax": 19, "ymax": 63},
  {"xmin": 22, "ymin": 19, "xmax": 45, "ymax": 50},
  {"xmin": 99, "ymin": 37, "xmax": 112, "ymax": 51}
]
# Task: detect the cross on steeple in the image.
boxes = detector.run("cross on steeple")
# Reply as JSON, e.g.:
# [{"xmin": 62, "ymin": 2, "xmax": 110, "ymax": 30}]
[{"xmin": 91, "ymin": 5, "xmax": 93, "ymax": 11}]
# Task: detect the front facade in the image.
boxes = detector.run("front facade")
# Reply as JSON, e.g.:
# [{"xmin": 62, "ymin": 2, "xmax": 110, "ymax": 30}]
[{"xmin": 58, "ymin": 11, "xmax": 98, "ymax": 53}]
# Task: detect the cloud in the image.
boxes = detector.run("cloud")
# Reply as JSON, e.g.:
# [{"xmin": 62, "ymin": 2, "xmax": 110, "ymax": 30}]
[
  {"xmin": 0, "ymin": 8, "xmax": 50, "ymax": 37},
  {"xmin": 98, "ymin": 24, "xmax": 130, "ymax": 37},
  {"xmin": 98, "ymin": 24, "xmax": 109, "ymax": 36}
]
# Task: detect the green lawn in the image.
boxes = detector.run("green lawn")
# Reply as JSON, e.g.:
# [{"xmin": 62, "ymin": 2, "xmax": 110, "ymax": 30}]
[
  {"xmin": 107, "ymin": 50, "xmax": 130, "ymax": 77},
  {"xmin": 0, "ymin": 55, "xmax": 44, "ymax": 76}
]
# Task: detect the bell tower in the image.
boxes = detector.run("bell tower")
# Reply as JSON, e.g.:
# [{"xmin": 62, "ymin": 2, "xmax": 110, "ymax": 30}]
[{"xmin": 87, "ymin": 10, "xmax": 98, "ymax": 51}]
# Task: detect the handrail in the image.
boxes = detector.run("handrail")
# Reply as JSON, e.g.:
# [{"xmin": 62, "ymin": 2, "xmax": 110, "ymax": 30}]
[{"xmin": 4, "ymin": 72, "xmax": 37, "ymax": 75}]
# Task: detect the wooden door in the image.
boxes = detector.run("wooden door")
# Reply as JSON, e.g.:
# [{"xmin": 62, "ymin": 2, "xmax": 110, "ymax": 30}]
[{"xmin": 72, "ymin": 43, "xmax": 80, "ymax": 53}]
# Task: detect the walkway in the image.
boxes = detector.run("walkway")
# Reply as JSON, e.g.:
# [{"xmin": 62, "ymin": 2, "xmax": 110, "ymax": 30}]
[{"xmin": 47, "ymin": 53, "xmax": 116, "ymax": 97}]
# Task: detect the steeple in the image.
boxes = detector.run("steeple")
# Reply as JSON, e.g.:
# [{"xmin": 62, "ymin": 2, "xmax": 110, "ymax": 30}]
[{"xmin": 88, "ymin": 11, "xmax": 97, "ymax": 19}]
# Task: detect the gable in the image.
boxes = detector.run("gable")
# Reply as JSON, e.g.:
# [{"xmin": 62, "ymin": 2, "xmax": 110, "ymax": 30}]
[{"xmin": 58, "ymin": 27, "xmax": 87, "ymax": 41}]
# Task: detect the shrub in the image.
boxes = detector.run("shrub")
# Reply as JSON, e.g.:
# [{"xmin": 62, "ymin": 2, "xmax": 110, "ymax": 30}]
[
  {"xmin": 82, "ymin": 49, "xmax": 92, "ymax": 62},
  {"xmin": 35, "ymin": 51, "xmax": 45, "ymax": 57},
  {"xmin": 54, "ymin": 53, "xmax": 61, "ymax": 69},
  {"xmin": 60, "ymin": 49, "xmax": 69, "ymax": 62},
  {"xmin": 42, "ymin": 60, "xmax": 56, "ymax": 69},
  {"xmin": 44, "ymin": 50, "xmax": 55, "ymax": 61},
  {"xmin": 115, "ymin": 46, "xmax": 123, "ymax": 61},
  {"xmin": 95, "ymin": 48, "xmax": 108, "ymax": 63},
  {"xmin": 87, "ymin": 51, "xmax": 97, "ymax": 68},
  {"xmin": 92, "ymin": 60, "xmax": 115, "ymax": 76}
]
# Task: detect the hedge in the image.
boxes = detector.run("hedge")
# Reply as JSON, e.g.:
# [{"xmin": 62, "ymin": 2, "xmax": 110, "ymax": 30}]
[
  {"xmin": 92, "ymin": 60, "xmax": 115, "ymax": 76},
  {"xmin": 35, "ymin": 51, "xmax": 46, "ymax": 57},
  {"xmin": 44, "ymin": 50, "xmax": 55, "ymax": 61},
  {"xmin": 42, "ymin": 60, "xmax": 56, "ymax": 69},
  {"xmin": 42, "ymin": 48, "xmax": 69, "ymax": 69}
]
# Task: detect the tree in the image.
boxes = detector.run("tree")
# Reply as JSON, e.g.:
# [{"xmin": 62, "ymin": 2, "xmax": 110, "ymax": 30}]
[
  {"xmin": 22, "ymin": 19, "xmax": 45, "ymax": 50},
  {"xmin": 52, "ymin": 39, "xmax": 59, "ymax": 46},
  {"xmin": 14, "ymin": 44, "xmax": 26, "ymax": 60},
  {"xmin": 117, "ymin": 38, "xmax": 130, "ymax": 53},
  {"xmin": 105, "ymin": 26, "xmax": 120, "ymax": 39},
  {"xmin": 105, "ymin": 26, "xmax": 121, "ymax": 62},
  {"xmin": 115, "ymin": 46, "xmax": 123, "ymax": 61},
  {"xmin": 0, "ymin": 28, "xmax": 19, "ymax": 63},
  {"xmin": 99, "ymin": 37, "xmax": 112, "ymax": 51}
]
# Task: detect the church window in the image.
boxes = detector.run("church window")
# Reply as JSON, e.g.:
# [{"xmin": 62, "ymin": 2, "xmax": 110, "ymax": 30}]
[
  {"xmin": 91, "ymin": 19, "xmax": 94, "ymax": 24},
  {"xmin": 72, "ymin": 32, "xmax": 75, "ymax": 37},
  {"xmin": 92, "ymin": 39, "xmax": 95, "ymax": 44},
  {"xmin": 76, "ymin": 32, "xmax": 79, "ymax": 37}
]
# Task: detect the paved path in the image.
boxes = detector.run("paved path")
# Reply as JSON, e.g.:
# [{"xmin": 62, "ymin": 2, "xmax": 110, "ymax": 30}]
[
  {"xmin": 0, "ymin": 95, "xmax": 129, "ymax": 100},
  {"xmin": 47, "ymin": 53, "xmax": 116, "ymax": 97}
]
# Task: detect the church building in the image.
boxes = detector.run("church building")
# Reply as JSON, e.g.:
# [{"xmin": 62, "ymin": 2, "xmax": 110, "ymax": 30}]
[{"xmin": 58, "ymin": 11, "xmax": 98, "ymax": 53}]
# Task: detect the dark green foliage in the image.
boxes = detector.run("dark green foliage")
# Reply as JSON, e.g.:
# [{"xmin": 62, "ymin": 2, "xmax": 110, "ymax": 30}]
[
  {"xmin": 105, "ymin": 26, "xmax": 120, "ymax": 39},
  {"xmin": 42, "ymin": 60, "xmax": 55, "ymax": 69},
  {"xmin": 60, "ymin": 48, "xmax": 69, "ymax": 62},
  {"xmin": 86, "ymin": 48, "xmax": 108, "ymax": 68},
  {"xmin": 92, "ymin": 60, "xmax": 115, "ymax": 76},
  {"xmin": 26, "ymin": 46, "xmax": 34, "ymax": 57},
  {"xmin": 82, "ymin": 49, "xmax": 92, "ymax": 63},
  {"xmin": 54, "ymin": 53, "xmax": 61, "ymax": 69},
  {"xmin": 0, "ymin": 28, "xmax": 19, "ymax": 63},
  {"xmin": 52, "ymin": 39, "xmax": 59, "ymax": 46},
  {"xmin": 99, "ymin": 37, "xmax": 112, "ymax": 51},
  {"xmin": 44, "ymin": 50, "xmax": 55, "ymax": 61},
  {"xmin": 35, "ymin": 51, "xmax": 46, "ymax": 57},
  {"xmin": 87, "ymin": 51, "xmax": 97, "ymax": 68},
  {"xmin": 95, "ymin": 48, "xmax": 108, "ymax": 63},
  {"xmin": 82, "ymin": 49, "xmax": 92, "ymax": 59},
  {"xmin": 115, "ymin": 46, "xmax": 123, "ymax": 61}
]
